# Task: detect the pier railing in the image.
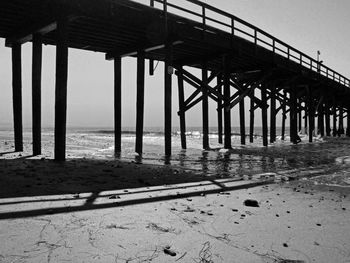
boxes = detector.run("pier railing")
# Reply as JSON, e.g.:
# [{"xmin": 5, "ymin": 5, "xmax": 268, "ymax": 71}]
[{"xmin": 132, "ymin": 0, "xmax": 350, "ymax": 88}]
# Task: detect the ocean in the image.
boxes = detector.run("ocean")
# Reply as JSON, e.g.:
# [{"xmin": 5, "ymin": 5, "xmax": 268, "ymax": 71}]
[{"xmin": 1, "ymin": 126, "xmax": 350, "ymax": 189}]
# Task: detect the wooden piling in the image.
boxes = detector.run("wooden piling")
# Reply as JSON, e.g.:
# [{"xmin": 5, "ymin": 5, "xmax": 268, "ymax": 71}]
[
  {"xmin": 281, "ymin": 90, "xmax": 286, "ymax": 140},
  {"xmin": 114, "ymin": 56, "xmax": 122, "ymax": 154},
  {"xmin": 325, "ymin": 103, "xmax": 331, "ymax": 136},
  {"xmin": 223, "ymin": 55, "xmax": 231, "ymax": 149},
  {"xmin": 164, "ymin": 43, "xmax": 173, "ymax": 156},
  {"xmin": 318, "ymin": 103, "xmax": 324, "ymax": 137},
  {"xmin": 304, "ymin": 101, "xmax": 308, "ymax": 134},
  {"xmin": 32, "ymin": 34, "xmax": 42, "ymax": 156},
  {"xmin": 332, "ymin": 103, "xmax": 337, "ymax": 137},
  {"xmin": 347, "ymin": 110, "xmax": 350, "ymax": 137},
  {"xmin": 54, "ymin": 16, "xmax": 68, "ymax": 161},
  {"xmin": 12, "ymin": 43, "xmax": 23, "ymax": 152},
  {"xmin": 177, "ymin": 66, "xmax": 187, "ymax": 149},
  {"xmin": 249, "ymin": 89, "xmax": 255, "ymax": 143},
  {"xmin": 239, "ymin": 95, "xmax": 246, "ymax": 145},
  {"xmin": 135, "ymin": 51, "xmax": 145, "ymax": 155},
  {"xmin": 289, "ymin": 87, "xmax": 298, "ymax": 144},
  {"xmin": 298, "ymin": 99, "xmax": 302, "ymax": 133},
  {"xmin": 308, "ymin": 91, "xmax": 314, "ymax": 143},
  {"xmin": 339, "ymin": 107, "xmax": 344, "ymax": 136},
  {"xmin": 202, "ymin": 62, "xmax": 209, "ymax": 149},
  {"xmin": 270, "ymin": 85, "xmax": 276, "ymax": 143},
  {"xmin": 261, "ymin": 87, "xmax": 268, "ymax": 146},
  {"xmin": 217, "ymin": 75, "xmax": 223, "ymax": 144}
]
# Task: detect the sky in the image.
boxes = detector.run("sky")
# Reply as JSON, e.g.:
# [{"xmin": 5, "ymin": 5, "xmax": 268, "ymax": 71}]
[{"xmin": 0, "ymin": 0, "xmax": 350, "ymax": 129}]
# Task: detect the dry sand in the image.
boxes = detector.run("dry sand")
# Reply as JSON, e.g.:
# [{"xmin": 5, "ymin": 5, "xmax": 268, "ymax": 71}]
[{"xmin": 0, "ymin": 138, "xmax": 350, "ymax": 262}]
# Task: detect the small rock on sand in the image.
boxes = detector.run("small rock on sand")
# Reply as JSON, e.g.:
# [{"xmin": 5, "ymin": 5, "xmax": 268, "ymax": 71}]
[
  {"xmin": 164, "ymin": 247, "xmax": 176, "ymax": 257},
  {"xmin": 243, "ymin": 199, "xmax": 259, "ymax": 207}
]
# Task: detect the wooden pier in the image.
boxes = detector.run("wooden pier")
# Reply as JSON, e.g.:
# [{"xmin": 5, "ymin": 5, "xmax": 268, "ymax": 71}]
[{"xmin": 1, "ymin": 0, "xmax": 350, "ymax": 161}]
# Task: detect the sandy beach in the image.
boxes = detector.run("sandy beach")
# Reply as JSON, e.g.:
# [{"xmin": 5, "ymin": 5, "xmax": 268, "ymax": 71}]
[{"xmin": 1, "ymin": 132, "xmax": 350, "ymax": 263}]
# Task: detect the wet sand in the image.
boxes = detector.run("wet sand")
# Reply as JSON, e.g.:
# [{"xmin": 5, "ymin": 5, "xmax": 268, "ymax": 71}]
[{"xmin": 0, "ymin": 135, "xmax": 350, "ymax": 262}]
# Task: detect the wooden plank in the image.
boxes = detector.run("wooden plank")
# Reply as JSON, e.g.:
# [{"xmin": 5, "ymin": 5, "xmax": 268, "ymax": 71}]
[
  {"xmin": 54, "ymin": 16, "xmax": 69, "ymax": 161},
  {"xmin": 217, "ymin": 75, "xmax": 223, "ymax": 144},
  {"xmin": 12, "ymin": 43, "xmax": 23, "ymax": 152},
  {"xmin": 202, "ymin": 62, "xmax": 209, "ymax": 149},
  {"xmin": 164, "ymin": 43, "xmax": 173, "ymax": 156},
  {"xmin": 135, "ymin": 51, "xmax": 145, "ymax": 155},
  {"xmin": 249, "ymin": 89, "xmax": 255, "ymax": 143},
  {"xmin": 114, "ymin": 57, "xmax": 122, "ymax": 154},
  {"xmin": 32, "ymin": 34, "xmax": 42, "ymax": 156},
  {"xmin": 177, "ymin": 66, "xmax": 187, "ymax": 149},
  {"xmin": 223, "ymin": 55, "xmax": 231, "ymax": 149}
]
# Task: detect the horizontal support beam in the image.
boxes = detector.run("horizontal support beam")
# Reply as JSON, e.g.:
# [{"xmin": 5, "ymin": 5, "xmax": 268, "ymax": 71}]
[
  {"xmin": 106, "ymin": 40, "xmax": 183, "ymax": 60},
  {"xmin": 6, "ymin": 21, "xmax": 57, "ymax": 47}
]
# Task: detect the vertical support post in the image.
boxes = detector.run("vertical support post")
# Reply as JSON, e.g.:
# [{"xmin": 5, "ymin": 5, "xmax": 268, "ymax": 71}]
[
  {"xmin": 261, "ymin": 87, "xmax": 268, "ymax": 146},
  {"xmin": 12, "ymin": 43, "xmax": 23, "ymax": 152},
  {"xmin": 325, "ymin": 103, "xmax": 331, "ymax": 136},
  {"xmin": 202, "ymin": 62, "xmax": 209, "ymax": 149},
  {"xmin": 239, "ymin": 95, "xmax": 246, "ymax": 145},
  {"xmin": 304, "ymin": 101, "xmax": 308, "ymax": 134},
  {"xmin": 223, "ymin": 55, "xmax": 231, "ymax": 149},
  {"xmin": 308, "ymin": 89, "xmax": 314, "ymax": 143},
  {"xmin": 339, "ymin": 107, "xmax": 344, "ymax": 136},
  {"xmin": 32, "ymin": 34, "xmax": 43, "ymax": 155},
  {"xmin": 54, "ymin": 16, "xmax": 68, "ymax": 161},
  {"xmin": 164, "ymin": 42, "xmax": 173, "ymax": 156},
  {"xmin": 249, "ymin": 89, "xmax": 255, "ymax": 143},
  {"xmin": 114, "ymin": 56, "xmax": 122, "ymax": 155},
  {"xmin": 298, "ymin": 99, "xmax": 302, "ymax": 133},
  {"xmin": 289, "ymin": 87, "xmax": 298, "ymax": 144},
  {"xmin": 32, "ymin": 34, "xmax": 42, "ymax": 155},
  {"xmin": 149, "ymin": 0, "xmax": 155, "ymax": 75},
  {"xmin": 135, "ymin": 51, "xmax": 145, "ymax": 155},
  {"xmin": 318, "ymin": 103, "xmax": 324, "ymax": 137},
  {"xmin": 347, "ymin": 109, "xmax": 350, "ymax": 137},
  {"xmin": 332, "ymin": 102, "xmax": 337, "ymax": 137},
  {"xmin": 217, "ymin": 75, "xmax": 223, "ymax": 144},
  {"xmin": 270, "ymin": 85, "xmax": 276, "ymax": 143},
  {"xmin": 281, "ymin": 90, "xmax": 286, "ymax": 141},
  {"xmin": 177, "ymin": 66, "xmax": 187, "ymax": 149}
]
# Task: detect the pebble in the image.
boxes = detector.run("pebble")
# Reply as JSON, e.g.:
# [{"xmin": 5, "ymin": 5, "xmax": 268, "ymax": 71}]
[
  {"xmin": 243, "ymin": 199, "xmax": 259, "ymax": 207},
  {"xmin": 164, "ymin": 247, "xmax": 177, "ymax": 257}
]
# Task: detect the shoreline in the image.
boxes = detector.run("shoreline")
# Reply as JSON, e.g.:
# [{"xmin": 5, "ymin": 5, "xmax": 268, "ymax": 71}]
[{"xmin": 1, "ymin": 135, "xmax": 350, "ymax": 262}]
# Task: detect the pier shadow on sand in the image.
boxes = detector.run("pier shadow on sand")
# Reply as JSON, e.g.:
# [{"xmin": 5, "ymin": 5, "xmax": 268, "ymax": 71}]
[{"xmin": 1, "ymin": 137, "xmax": 350, "ymax": 220}]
